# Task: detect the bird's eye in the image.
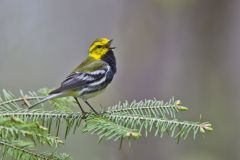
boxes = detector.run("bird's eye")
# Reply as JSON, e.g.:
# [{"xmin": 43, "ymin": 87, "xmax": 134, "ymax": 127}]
[{"xmin": 96, "ymin": 45, "xmax": 102, "ymax": 48}]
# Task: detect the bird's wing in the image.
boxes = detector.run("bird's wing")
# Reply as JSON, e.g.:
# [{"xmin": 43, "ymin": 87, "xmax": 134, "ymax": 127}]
[{"xmin": 49, "ymin": 60, "xmax": 109, "ymax": 94}]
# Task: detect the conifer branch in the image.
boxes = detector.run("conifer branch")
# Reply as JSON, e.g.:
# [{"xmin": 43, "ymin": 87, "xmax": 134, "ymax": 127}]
[
  {"xmin": 0, "ymin": 139, "xmax": 71, "ymax": 160},
  {"xmin": 0, "ymin": 140, "xmax": 47, "ymax": 160},
  {"xmin": 0, "ymin": 89, "xmax": 213, "ymax": 159},
  {"xmin": 0, "ymin": 117, "xmax": 62, "ymax": 146}
]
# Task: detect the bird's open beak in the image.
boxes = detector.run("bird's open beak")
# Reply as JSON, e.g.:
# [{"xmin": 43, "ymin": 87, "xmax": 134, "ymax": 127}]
[{"xmin": 106, "ymin": 39, "xmax": 116, "ymax": 49}]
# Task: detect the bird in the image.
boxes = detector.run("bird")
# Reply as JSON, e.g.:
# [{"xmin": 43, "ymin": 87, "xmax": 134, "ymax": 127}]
[{"xmin": 29, "ymin": 38, "xmax": 117, "ymax": 114}]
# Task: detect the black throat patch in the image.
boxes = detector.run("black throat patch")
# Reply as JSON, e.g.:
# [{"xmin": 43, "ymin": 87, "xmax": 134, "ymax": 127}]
[{"xmin": 101, "ymin": 50, "xmax": 117, "ymax": 74}]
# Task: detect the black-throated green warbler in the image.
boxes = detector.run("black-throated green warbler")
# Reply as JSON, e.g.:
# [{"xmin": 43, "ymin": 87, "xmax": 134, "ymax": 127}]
[{"xmin": 29, "ymin": 38, "xmax": 117, "ymax": 114}]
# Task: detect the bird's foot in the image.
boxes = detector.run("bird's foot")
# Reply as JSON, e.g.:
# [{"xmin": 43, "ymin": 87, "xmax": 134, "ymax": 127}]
[{"xmin": 81, "ymin": 111, "xmax": 90, "ymax": 119}]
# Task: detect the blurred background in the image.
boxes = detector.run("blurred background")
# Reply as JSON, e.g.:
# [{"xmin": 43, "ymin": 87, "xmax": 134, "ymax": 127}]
[{"xmin": 0, "ymin": 0, "xmax": 239, "ymax": 160}]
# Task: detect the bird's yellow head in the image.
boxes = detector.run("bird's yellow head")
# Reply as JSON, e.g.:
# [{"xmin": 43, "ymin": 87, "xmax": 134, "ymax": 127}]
[{"xmin": 88, "ymin": 38, "xmax": 115, "ymax": 59}]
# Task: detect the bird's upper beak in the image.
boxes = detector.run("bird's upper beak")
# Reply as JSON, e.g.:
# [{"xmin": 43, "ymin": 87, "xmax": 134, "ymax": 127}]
[{"xmin": 106, "ymin": 39, "xmax": 116, "ymax": 49}]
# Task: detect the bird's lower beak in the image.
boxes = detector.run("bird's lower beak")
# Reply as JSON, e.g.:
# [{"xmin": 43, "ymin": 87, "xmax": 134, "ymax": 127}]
[{"xmin": 106, "ymin": 39, "xmax": 116, "ymax": 49}]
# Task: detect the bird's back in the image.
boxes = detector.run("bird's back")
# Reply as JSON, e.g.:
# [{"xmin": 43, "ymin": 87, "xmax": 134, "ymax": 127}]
[{"xmin": 49, "ymin": 50, "xmax": 116, "ymax": 100}]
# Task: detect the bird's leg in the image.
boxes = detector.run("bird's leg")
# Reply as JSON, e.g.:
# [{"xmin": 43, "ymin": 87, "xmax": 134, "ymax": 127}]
[
  {"xmin": 84, "ymin": 100, "xmax": 99, "ymax": 115},
  {"xmin": 74, "ymin": 97, "xmax": 86, "ymax": 115}
]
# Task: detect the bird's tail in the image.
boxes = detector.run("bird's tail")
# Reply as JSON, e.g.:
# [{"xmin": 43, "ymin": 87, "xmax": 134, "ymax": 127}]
[{"xmin": 28, "ymin": 93, "xmax": 63, "ymax": 109}]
